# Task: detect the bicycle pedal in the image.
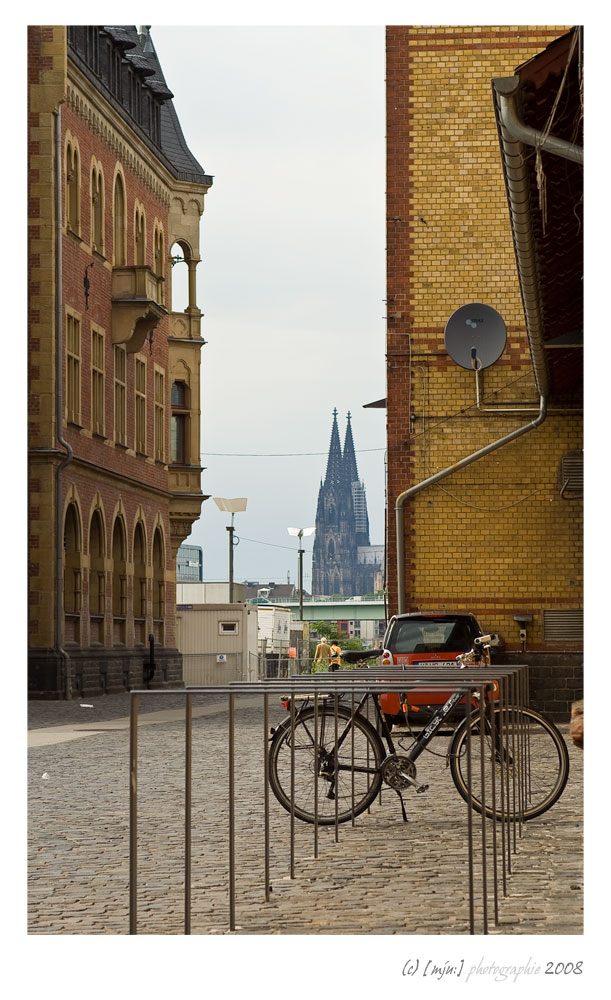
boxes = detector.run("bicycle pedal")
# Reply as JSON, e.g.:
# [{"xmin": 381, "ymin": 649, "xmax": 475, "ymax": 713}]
[{"xmin": 416, "ymin": 784, "xmax": 429, "ymax": 794}]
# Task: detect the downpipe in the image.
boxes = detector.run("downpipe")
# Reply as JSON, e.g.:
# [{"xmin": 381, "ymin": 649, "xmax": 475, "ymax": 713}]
[
  {"xmin": 53, "ymin": 107, "xmax": 74, "ymax": 699},
  {"xmin": 395, "ymin": 395, "xmax": 547, "ymax": 615}
]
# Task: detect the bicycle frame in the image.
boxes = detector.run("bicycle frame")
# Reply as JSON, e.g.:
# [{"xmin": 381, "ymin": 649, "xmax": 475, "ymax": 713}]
[{"xmin": 286, "ymin": 681, "xmax": 493, "ymax": 791}]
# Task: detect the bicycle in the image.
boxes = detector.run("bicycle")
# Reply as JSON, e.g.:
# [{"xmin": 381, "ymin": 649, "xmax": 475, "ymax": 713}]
[{"xmin": 268, "ymin": 638, "xmax": 570, "ymax": 826}]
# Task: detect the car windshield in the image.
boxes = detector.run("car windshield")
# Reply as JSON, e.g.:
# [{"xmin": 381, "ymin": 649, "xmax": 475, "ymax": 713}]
[{"xmin": 390, "ymin": 618, "xmax": 478, "ymax": 654}]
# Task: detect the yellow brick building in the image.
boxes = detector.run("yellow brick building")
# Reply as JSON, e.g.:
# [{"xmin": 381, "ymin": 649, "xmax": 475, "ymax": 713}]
[{"xmin": 386, "ymin": 26, "xmax": 583, "ymax": 670}]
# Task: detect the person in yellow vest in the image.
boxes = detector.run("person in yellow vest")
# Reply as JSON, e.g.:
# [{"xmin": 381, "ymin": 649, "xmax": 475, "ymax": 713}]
[
  {"xmin": 329, "ymin": 640, "xmax": 342, "ymax": 672},
  {"xmin": 313, "ymin": 637, "xmax": 331, "ymax": 672}
]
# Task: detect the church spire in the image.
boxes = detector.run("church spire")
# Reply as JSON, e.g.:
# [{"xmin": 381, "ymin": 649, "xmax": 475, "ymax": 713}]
[
  {"xmin": 324, "ymin": 408, "xmax": 343, "ymax": 487},
  {"xmin": 342, "ymin": 411, "xmax": 360, "ymax": 487}
]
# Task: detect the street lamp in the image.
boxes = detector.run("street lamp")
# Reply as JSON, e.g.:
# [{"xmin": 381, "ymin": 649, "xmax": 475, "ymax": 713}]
[
  {"xmin": 214, "ymin": 497, "xmax": 248, "ymax": 602},
  {"xmin": 287, "ymin": 527, "xmax": 314, "ymax": 622}
]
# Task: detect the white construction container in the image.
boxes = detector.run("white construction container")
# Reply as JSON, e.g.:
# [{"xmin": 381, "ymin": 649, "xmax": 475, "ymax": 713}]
[
  {"xmin": 176, "ymin": 603, "xmax": 258, "ymax": 685},
  {"xmin": 256, "ymin": 604, "xmax": 292, "ymax": 654}
]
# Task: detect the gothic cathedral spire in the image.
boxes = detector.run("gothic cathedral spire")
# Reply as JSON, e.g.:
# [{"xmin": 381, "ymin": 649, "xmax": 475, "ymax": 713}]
[{"xmin": 311, "ymin": 411, "xmax": 375, "ymax": 598}]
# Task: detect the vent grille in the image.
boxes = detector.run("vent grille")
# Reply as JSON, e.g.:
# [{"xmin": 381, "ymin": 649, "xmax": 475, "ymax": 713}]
[
  {"xmin": 543, "ymin": 609, "xmax": 583, "ymax": 642},
  {"xmin": 559, "ymin": 452, "xmax": 583, "ymax": 495}
]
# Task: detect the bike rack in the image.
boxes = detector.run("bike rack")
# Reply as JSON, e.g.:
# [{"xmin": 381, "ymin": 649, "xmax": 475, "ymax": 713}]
[{"xmin": 129, "ymin": 663, "xmax": 557, "ymax": 936}]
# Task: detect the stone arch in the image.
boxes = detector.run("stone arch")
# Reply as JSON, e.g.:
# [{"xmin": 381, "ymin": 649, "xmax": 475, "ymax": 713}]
[
  {"xmin": 88, "ymin": 506, "xmax": 106, "ymax": 623},
  {"xmin": 89, "ymin": 156, "xmax": 105, "ymax": 253},
  {"xmin": 133, "ymin": 518, "xmax": 148, "ymax": 622},
  {"xmin": 152, "ymin": 524, "xmax": 166, "ymax": 622},
  {"xmin": 134, "ymin": 199, "xmax": 147, "ymax": 266},
  {"xmin": 64, "ymin": 131, "xmax": 81, "ymax": 234},
  {"xmin": 111, "ymin": 512, "xmax": 127, "ymax": 620},
  {"xmin": 63, "ymin": 499, "xmax": 82, "ymax": 615},
  {"xmin": 112, "ymin": 164, "xmax": 127, "ymax": 266}
]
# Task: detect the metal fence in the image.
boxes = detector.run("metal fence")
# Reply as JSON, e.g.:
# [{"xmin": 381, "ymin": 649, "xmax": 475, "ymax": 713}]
[
  {"xmin": 128, "ymin": 664, "xmax": 568, "ymax": 935},
  {"xmin": 182, "ymin": 653, "xmax": 377, "ymax": 684}
]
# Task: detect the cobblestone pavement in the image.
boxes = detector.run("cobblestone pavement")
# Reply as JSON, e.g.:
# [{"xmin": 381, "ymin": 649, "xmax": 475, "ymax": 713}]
[{"xmin": 28, "ymin": 691, "xmax": 583, "ymax": 936}]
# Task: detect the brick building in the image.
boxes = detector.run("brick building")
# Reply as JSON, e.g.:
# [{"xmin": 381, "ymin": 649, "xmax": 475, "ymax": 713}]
[
  {"xmin": 385, "ymin": 26, "xmax": 583, "ymax": 664},
  {"xmin": 28, "ymin": 26, "xmax": 212, "ymax": 697}
]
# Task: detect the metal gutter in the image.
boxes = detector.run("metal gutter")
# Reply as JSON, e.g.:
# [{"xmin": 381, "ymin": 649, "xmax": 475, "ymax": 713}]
[{"xmin": 493, "ymin": 75, "xmax": 583, "ymax": 165}]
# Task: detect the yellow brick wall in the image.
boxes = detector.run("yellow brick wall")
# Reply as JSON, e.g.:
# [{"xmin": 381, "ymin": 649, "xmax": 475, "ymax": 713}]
[{"xmin": 386, "ymin": 26, "xmax": 582, "ymax": 650}]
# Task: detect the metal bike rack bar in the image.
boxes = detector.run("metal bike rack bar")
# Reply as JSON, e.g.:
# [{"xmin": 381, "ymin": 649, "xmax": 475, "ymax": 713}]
[{"xmin": 128, "ymin": 662, "xmax": 556, "ymax": 936}]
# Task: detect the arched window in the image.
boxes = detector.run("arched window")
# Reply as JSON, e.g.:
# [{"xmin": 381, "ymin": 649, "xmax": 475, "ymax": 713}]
[
  {"xmin": 111, "ymin": 516, "xmax": 127, "ymax": 618},
  {"xmin": 91, "ymin": 164, "xmax": 104, "ymax": 253},
  {"xmin": 153, "ymin": 528, "xmax": 165, "ymax": 622},
  {"xmin": 64, "ymin": 503, "xmax": 82, "ymax": 615},
  {"xmin": 170, "ymin": 380, "xmax": 189, "ymax": 464},
  {"xmin": 135, "ymin": 205, "xmax": 145, "ymax": 265},
  {"xmin": 133, "ymin": 521, "xmax": 147, "ymax": 621},
  {"xmin": 89, "ymin": 509, "xmax": 106, "ymax": 619},
  {"xmin": 113, "ymin": 172, "xmax": 126, "ymax": 266},
  {"xmin": 66, "ymin": 141, "xmax": 80, "ymax": 233},
  {"xmin": 154, "ymin": 225, "xmax": 165, "ymax": 304},
  {"xmin": 169, "ymin": 240, "xmax": 189, "ymax": 312}
]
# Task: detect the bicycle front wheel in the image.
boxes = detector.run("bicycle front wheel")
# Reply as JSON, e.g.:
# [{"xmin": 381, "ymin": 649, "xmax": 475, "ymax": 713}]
[
  {"xmin": 449, "ymin": 706, "xmax": 569, "ymax": 821},
  {"xmin": 269, "ymin": 704, "xmax": 384, "ymax": 825}
]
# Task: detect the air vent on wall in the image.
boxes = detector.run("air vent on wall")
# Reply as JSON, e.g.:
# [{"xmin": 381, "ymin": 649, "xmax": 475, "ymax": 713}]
[
  {"xmin": 543, "ymin": 609, "xmax": 583, "ymax": 643},
  {"xmin": 559, "ymin": 451, "xmax": 583, "ymax": 497}
]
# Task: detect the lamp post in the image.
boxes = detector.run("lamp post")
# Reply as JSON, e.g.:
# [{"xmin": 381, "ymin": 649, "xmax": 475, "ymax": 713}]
[
  {"xmin": 287, "ymin": 527, "xmax": 314, "ymax": 622},
  {"xmin": 214, "ymin": 497, "xmax": 248, "ymax": 602}
]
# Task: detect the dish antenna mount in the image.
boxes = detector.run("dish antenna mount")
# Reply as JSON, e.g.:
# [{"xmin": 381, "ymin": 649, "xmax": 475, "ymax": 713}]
[{"xmin": 444, "ymin": 303, "xmax": 507, "ymax": 370}]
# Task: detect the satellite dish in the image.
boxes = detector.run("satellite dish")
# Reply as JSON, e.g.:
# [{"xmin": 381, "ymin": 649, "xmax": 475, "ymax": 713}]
[{"xmin": 444, "ymin": 303, "xmax": 506, "ymax": 370}]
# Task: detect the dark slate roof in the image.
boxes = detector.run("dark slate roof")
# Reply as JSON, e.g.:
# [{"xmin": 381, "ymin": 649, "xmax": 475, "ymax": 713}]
[
  {"xmin": 71, "ymin": 26, "xmax": 212, "ymax": 189},
  {"xmin": 127, "ymin": 26, "xmax": 212, "ymax": 187}
]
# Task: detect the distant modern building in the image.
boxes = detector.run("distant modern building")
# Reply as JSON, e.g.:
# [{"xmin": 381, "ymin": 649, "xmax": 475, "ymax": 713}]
[
  {"xmin": 312, "ymin": 410, "xmax": 382, "ymax": 597},
  {"xmin": 177, "ymin": 544, "xmax": 204, "ymax": 582}
]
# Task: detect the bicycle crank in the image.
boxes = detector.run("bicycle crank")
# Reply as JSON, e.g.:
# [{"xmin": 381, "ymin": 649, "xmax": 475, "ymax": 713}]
[{"xmin": 382, "ymin": 755, "xmax": 429, "ymax": 793}]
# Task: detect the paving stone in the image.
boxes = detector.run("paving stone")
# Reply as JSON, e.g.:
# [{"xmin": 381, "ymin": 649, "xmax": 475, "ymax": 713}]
[{"xmin": 28, "ymin": 692, "xmax": 583, "ymax": 935}]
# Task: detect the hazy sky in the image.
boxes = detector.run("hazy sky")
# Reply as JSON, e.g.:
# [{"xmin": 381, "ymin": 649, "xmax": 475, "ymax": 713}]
[{"xmin": 151, "ymin": 25, "xmax": 386, "ymax": 588}]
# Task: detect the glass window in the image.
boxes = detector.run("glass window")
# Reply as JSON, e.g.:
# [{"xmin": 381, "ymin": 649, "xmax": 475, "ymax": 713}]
[
  {"xmin": 135, "ymin": 358, "xmax": 146, "ymax": 454},
  {"xmin": 114, "ymin": 345, "xmax": 126, "ymax": 445},
  {"xmin": 92, "ymin": 329, "xmax": 104, "ymax": 435},
  {"xmin": 66, "ymin": 313, "xmax": 81, "ymax": 424}
]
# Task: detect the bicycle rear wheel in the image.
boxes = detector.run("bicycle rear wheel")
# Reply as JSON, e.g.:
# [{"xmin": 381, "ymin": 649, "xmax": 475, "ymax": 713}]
[
  {"xmin": 269, "ymin": 704, "xmax": 384, "ymax": 825},
  {"xmin": 449, "ymin": 706, "xmax": 569, "ymax": 821}
]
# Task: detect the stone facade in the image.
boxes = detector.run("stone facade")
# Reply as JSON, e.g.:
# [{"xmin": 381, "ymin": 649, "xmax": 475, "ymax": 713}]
[
  {"xmin": 385, "ymin": 26, "xmax": 583, "ymax": 658},
  {"xmin": 28, "ymin": 26, "xmax": 212, "ymax": 697}
]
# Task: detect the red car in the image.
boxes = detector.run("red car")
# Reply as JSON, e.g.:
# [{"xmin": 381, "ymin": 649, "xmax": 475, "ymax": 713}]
[{"xmin": 378, "ymin": 612, "xmax": 493, "ymax": 725}]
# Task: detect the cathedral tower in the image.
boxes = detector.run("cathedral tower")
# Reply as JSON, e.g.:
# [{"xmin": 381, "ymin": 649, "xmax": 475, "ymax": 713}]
[{"xmin": 312, "ymin": 411, "xmax": 374, "ymax": 597}]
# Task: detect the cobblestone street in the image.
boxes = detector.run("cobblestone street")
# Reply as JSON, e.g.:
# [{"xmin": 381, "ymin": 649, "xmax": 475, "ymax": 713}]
[{"xmin": 27, "ymin": 690, "xmax": 583, "ymax": 937}]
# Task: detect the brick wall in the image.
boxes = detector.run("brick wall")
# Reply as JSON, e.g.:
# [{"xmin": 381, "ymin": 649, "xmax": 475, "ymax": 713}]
[
  {"xmin": 28, "ymin": 29, "xmax": 189, "ymax": 696},
  {"xmin": 385, "ymin": 26, "xmax": 583, "ymax": 656}
]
